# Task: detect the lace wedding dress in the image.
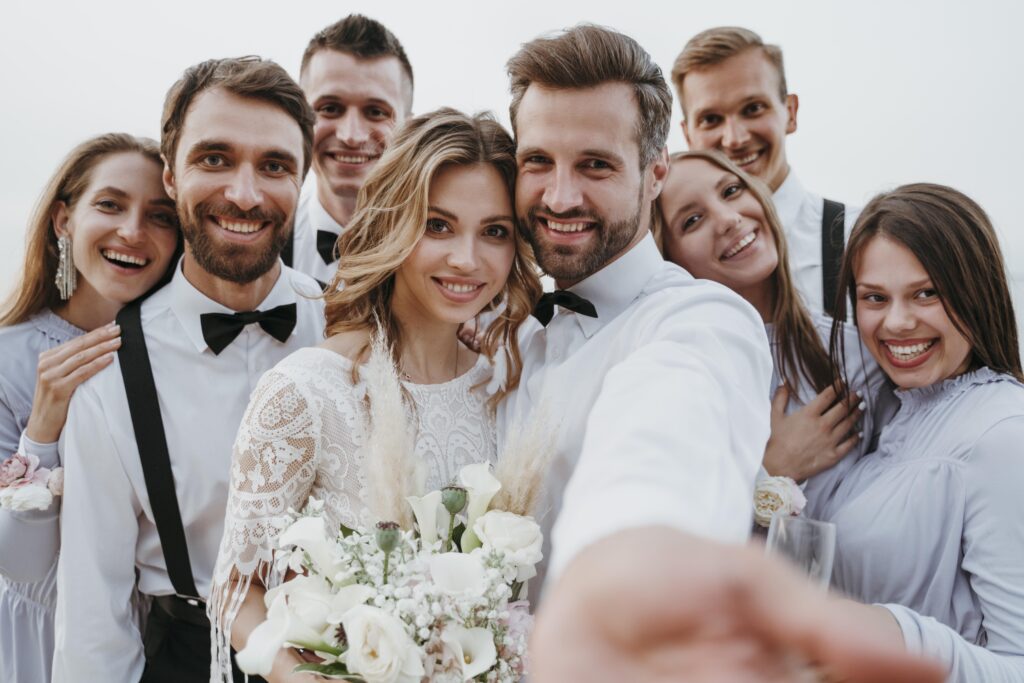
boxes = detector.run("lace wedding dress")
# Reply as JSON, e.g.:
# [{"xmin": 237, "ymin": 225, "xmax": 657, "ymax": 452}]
[{"xmin": 209, "ymin": 346, "xmax": 498, "ymax": 680}]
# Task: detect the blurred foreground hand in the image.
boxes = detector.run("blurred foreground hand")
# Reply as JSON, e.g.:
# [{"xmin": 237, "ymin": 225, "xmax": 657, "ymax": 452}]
[{"xmin": 531, "ymin": 527, "xmax": 945, "ymax": 683}]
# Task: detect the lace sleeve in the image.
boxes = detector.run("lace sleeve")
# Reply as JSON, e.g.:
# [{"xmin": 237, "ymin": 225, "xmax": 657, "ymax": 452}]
[{"xmin": 209, "ymin": 363, "xmax": 323, "ymax": 680}]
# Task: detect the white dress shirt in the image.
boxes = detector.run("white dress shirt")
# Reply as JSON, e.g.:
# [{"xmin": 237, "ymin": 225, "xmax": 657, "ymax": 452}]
[
  {"xmin": 500, "ymin": 234, "xmax": 773, "ymax": 593},
  {"xmin": 52, "ymin": 262, "xmax": 324, "ymax": 683},
  {"xmin": 773, "ymin": 170, "xmax": 861, "ymax": 313},
  {"xmin": 291, "ymin": 182, "xmax": 344, "ymax": 284}
]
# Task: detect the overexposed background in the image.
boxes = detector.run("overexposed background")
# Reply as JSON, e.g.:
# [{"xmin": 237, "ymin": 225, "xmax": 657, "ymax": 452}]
[{"xmin": 2, "ymin": 0, "xmax": 1022, "ymax": 335}]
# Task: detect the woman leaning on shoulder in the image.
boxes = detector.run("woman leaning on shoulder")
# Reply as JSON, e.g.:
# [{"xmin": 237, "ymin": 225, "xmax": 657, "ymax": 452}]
[
  {"xmin": 656, "ymin": 150, "xmax": 886, "ymax": 518},
  {"xmin": 0, "ymin": 133, "xmax": 179, "ymax": 683},
  {"xmin": 818, "ymin": 183, "xmax": 1024, "ymax": 682}
]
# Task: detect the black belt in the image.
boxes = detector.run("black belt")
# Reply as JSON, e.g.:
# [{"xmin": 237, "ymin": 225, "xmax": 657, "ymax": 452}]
[{"xmin": 153, "ymin": 594, "xmax": 209, "ymax": 628}]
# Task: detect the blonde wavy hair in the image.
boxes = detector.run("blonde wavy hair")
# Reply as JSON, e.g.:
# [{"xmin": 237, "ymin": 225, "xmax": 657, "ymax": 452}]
[{"xmin": 324, "ymin": 108, "xmax": 542, "ymax": 408}]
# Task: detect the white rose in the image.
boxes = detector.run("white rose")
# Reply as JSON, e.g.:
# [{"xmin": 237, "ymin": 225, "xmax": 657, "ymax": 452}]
[
  {"xmin": 47, "ymin": 467, "xmax": 64, "ymax": 496},
  {"xmin": 0, "ymin": 482, "xmax": 54, "ymax": 511},
  {"xmin": 753, "ymin": 476, "xmax": 807, "ymax": 528},
  {"xmin": 473, "ymin": 510, "xmax": 543, "ymax": 581},
  {"xmin": 342, "ymin": 605, "xmax": 424, "ymax": 683}
]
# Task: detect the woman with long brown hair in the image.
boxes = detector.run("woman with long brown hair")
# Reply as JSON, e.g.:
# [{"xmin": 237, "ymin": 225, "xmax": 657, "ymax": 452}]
[
  {"xmin": 656, "ymin": 150, "xmax": 886, "ymax": 518},
  {"xmin": 0, "ymin": 133, "xmax": 180, "ymax": 682},
  {"xmin": 209, "ymin": 108, "xmax": 541, "ymax": 681},
  {"xmin": 816, "ymin": 184, "xmax": 1024, "ymax": 681}
]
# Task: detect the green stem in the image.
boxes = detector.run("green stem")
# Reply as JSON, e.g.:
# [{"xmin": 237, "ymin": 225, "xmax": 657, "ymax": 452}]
[
  {"xmin": 383, "ymin": 551, "xmax": 391, "ymax": 584},
  {"xmin": 445, "ymin": 514, "xmax": 456, "ymax": 552}
]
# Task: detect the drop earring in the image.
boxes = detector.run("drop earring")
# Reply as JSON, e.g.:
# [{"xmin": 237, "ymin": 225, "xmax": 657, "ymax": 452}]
[{"xmin": 55, "ymin": 233, "xmax": 77, "ymax": 300}]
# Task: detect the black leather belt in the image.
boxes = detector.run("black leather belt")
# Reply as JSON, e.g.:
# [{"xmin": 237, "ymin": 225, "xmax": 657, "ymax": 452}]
[{"xmin": 153, "ymin": 594, "xmax": 209, "ymax": 628}]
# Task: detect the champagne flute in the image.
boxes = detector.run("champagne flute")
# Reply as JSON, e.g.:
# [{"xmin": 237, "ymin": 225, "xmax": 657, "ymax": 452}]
[{"xmin": 765, "ymin": 514, "xmax": 836, "ymax": 589}]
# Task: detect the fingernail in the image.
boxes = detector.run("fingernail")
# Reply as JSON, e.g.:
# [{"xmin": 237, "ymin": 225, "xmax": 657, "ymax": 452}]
[
  {"xmin": 858, "ymin": 401, "xmax": 866, "ymax": 411},
  {"xmin": 858, "ymin": 430, "xmax": 864, "ymax": 438},
  {"xmin": 109, "ymin": 323, "xmax": 120, "ymax": 332}
]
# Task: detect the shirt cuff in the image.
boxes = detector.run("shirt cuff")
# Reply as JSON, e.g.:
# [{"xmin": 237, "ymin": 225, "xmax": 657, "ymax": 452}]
[
  {"xmin": 18, "ymin": 433, "xmax": 61, "ymax": 470},
  {"xmin": 880, "ymin": 603, "xmax": 925, "ymax": 655}
]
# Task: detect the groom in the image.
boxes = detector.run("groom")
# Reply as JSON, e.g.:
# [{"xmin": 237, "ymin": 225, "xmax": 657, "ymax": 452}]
[{"xmin": 502, "ymin": 24, "xmax": 772, "ymax": 594}]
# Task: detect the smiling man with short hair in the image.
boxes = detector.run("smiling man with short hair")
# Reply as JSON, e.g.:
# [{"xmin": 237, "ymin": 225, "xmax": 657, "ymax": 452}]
[
  {"xmin": 53, "ymin": 57, "xmax": 324, "ymax": 683},
  {"xmin": 289, "ymin": 14, "xmax": 413, "ymax": 283},
  {"xmin": 673, "ymin": 27, "xmax": 859, "ymax": 314}
]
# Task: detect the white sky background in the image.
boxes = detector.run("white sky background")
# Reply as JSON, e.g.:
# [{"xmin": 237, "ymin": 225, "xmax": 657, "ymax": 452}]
[{"xmin": 2, "ymin": 0, "xmax": 1022, "ymax": 332}]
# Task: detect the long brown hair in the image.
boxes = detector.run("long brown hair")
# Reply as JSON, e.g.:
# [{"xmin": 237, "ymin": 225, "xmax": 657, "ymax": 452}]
[
  {"xmin": 0, "ymin": 133, "xmax": 165, "ymax": 326},
  {"xmin": 830, "ymin": 183, "xmax": 1022, "ymax": 387},
  {"xmin": 657, "ymin": 150, "xmax": 832, "ymax": 393},
  {"xmin": 323, "ymin": 108, "xmax": 542, "ymax": 408}
]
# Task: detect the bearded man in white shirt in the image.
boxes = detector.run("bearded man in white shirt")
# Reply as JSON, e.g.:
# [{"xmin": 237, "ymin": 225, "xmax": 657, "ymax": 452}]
[
  {"xmin": 288, "ymin": 14, "xmax": 413, "ymax": 284},
  {"xmin": 502, "ymin": 24, "xmax": 772, "ymax": 598},
  {"xmin": 507, "ymin": 28, "xmax": 945, "ymax": 681},
  {"xmin": 52, "ymin": 58, "xmax": 324, "ymax": 683},
  {"xmin": 672, "ymin": 27, "xmax": 860, "ymax": 315}
]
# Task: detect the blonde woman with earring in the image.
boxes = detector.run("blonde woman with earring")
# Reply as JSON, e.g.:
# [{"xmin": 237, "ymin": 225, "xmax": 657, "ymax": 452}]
[{"xmin": 0, "ymin": 133, "xmax": 180, "ymax": 682}]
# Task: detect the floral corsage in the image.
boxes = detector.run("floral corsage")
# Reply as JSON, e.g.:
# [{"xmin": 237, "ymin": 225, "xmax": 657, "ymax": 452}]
[
  {"xmin": 753, "ymin": 475, "xmax": 807, "ymax": 528},
  {"xmin": 0, "ymin": 452, "xmax": 64, "ymax": 511}
]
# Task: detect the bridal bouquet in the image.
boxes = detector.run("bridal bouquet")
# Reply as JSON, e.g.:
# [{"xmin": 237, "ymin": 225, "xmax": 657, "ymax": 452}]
[
  {"xmin": 236, "ymin": 463, "xmax": 541, "ymax": 682},
  {"xmin": 0, "ymin": 452, "xmax": 63, "ymax": 511}
]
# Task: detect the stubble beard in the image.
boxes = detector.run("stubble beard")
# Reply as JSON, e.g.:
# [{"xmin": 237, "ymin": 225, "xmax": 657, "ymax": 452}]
[
  {"xmin": 178, "ymin": 199, "xmax": 292, "ymax": 284},
  {"xmin": 521, "ymin": 196, "xmax": 644, "ymax": 284}
]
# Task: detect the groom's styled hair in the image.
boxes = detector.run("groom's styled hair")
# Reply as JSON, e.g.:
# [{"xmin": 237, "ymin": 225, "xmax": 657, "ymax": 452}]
[{"xmin": 506, "ymin": 24, "xmax": 671, "ymax": 169}]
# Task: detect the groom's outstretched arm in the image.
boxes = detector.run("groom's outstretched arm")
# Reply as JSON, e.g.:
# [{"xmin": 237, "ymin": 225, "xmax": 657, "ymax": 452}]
[
  {"xmin": 533, "ymin": 527, "xmax": 944, "ymax": 683},
  {"xmin": 548, "ymin": 286, "xmax": 772, "ymax": 579}
]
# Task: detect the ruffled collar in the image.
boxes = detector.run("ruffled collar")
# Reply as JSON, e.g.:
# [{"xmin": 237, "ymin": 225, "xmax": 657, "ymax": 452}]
[
  {"xmin": 33, "ymin": 309, "xmax": 86, "ymax": 344},
  {"xmin": 895, "ymin": 366, "xmax": 1014, "ymax": 410}
]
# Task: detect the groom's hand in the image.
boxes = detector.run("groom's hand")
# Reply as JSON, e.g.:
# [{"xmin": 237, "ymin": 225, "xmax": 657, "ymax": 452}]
[{"xmin": 531, "ymin": 527, "xmax": 944, "ymax": 683}]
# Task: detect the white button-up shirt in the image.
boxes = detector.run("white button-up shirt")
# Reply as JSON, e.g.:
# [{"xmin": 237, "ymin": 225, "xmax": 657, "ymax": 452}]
[
  {"xmin": 500, "ymin": 234, "xmax": 773, "ymax": 593},
  {"xmin": 773, "ymin": 170, "xmax": 861, "ymax": 313},
  {"xmin": 52, "ymin": 262, "xmax": 324, "ymax": 683},
  {"xmin": 291, "ymin": 182, "xmax": 345, "ymax": 285}
]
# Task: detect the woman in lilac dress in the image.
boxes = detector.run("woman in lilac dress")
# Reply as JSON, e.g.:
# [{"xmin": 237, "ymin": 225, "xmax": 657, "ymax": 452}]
[
  {"xmin": 820, "ymin": 183, "xmax": 1024, "ymax": 681},
  {"xmin": 0, "ymin": 133, "xmax": 180, "ymax": 682}
]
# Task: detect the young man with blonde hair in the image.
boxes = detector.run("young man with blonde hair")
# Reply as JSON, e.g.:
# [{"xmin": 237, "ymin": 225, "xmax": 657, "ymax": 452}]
[
  {"xmin": 289, "ymin": 14, "xmax": 413, "ymax": 284},
  {"xmin": 672, "ymin": 26, "xmax": 858, "ymax": 314}
]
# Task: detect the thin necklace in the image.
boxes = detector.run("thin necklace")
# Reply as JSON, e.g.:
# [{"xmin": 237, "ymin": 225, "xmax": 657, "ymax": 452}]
[{"xmin": 401, "ymin": 336, "xmax": 459, "ymax": 383}]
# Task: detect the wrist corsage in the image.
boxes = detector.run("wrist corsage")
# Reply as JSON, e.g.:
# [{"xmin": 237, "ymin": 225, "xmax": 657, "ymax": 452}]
[
  {"xmin": 753, "ymin": 475, "xmax": 806, "ymax": 528},
  {"xmin": 0, "ymin": 452, "xmax": 64, "ymax": 511}
]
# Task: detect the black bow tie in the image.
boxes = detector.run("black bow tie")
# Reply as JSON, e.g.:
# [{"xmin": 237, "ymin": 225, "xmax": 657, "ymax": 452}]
[
  {"xmin": 199, "ymin": 303, "xmax": 297, "ymax": 355},
  {"xmin": 532, "ymin": 290, "xmax": 598, "ymax": 326},
  {"xmin": 317, "ymin": 230, "xmax": 339, "ymax": 265}
]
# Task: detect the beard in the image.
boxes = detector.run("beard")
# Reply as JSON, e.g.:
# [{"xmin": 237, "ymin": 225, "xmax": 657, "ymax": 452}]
[
  {"xmin": 520, "ymin": 197, "xmax": 643, "ymax": 284},
  {"xmin": 178, "ymin": 199, "xmax": 292, "ymax": 284}
]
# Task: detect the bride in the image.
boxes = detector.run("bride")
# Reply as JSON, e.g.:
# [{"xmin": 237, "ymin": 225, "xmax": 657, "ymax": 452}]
[{"xmin": 208, "ymin": 108, "xmax": 541, "ymax": 682}]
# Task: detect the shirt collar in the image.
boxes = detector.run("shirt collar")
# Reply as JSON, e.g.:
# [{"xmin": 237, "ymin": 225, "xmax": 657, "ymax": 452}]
[
  {"xmin": 566, "ymin": 232, "xmax": 663, "ymax": 338},
  {"xmin": 170, "ymin": 258, "xmax": 299, "ymax": 353},
  {"xmin": 771, "ymin": 169, "xmax": 803, "ymax": 228},
  {"xmin": 310, "ymin": 188, "xmax": 344, "ymax": 235}
]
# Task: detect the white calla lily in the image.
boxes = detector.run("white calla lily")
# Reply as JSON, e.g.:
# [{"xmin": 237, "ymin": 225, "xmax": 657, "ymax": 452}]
[
  {"xmin": 459, "ymin": 463, "xmax": 501, "ymax": 552},
  {"xmin": 429, "ymin": 552, "xmax": 487, "ymax": 597},
  {"xmin": 236, "ymin": 590, "xmax": 292, "ymax": 675},
  {"xmin": 406, "ymin": 490, "xmax": 442, "ymax": 545},
  {"xmin": 325, "ymin": 584, "xmax": 377, "ymax": 624},
  {"xmin": 441, "ymin": 625, "xmax": 498, "ymax": 680},
  {"xmin": 263, "ymin": 575, "xmax": 338, "ymax": 649},
  {"xmin": 278, "ymin": 515, "xmax": 344, "ymax": 580}
]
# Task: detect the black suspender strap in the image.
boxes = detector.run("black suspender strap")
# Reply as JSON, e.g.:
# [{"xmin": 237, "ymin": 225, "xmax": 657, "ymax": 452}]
[
  {"xmin": 280, "ymin": 228, "xmax": 294, "ymax": 268},
  {"xmin": 115, "ymin": 301, "xmax": 201, "ymax": 600},
  {"xmin": 821, "ymin": 199, "xmax": 846, "ymax": 317}
]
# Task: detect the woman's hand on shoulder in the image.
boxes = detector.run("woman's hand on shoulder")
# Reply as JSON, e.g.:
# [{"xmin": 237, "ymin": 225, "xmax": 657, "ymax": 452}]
[
  {"xmin": 763, "ymin": 384, "xmax": 862, "ymax": 482},
  {"xmin": 24, "ymin": 322, "xmax": 122, "ymax": 443}
]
